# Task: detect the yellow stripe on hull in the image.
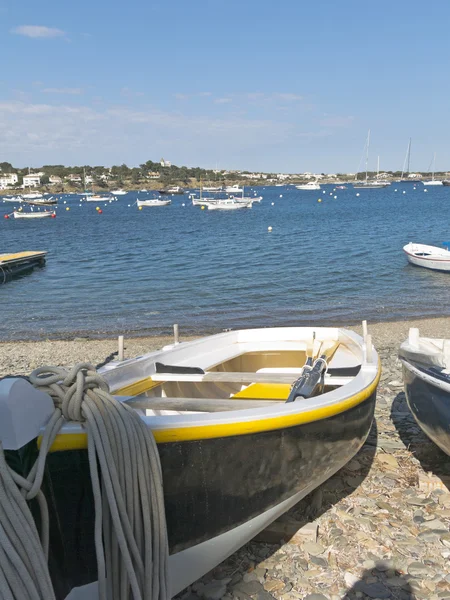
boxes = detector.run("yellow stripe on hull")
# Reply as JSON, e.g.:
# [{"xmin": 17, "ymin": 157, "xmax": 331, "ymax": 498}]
[{"xmin": 46, "ymin": 364, "xmax": 380, "ymax": 452}]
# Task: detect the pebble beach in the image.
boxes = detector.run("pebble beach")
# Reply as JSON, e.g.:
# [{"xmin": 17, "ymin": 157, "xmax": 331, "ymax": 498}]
[{"xmin": 1, "ymin": 317, "xmax": 450, "ymax": 599}]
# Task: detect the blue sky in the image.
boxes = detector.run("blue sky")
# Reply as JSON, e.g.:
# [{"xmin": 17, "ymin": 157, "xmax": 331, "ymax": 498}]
[{"xmin": 1, "ymin": 0, "xmax": 449, "ymax": 172}]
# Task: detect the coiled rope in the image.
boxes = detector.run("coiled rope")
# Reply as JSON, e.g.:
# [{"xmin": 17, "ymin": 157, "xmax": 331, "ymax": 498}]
[{"xmin": 0, "ymin": 363, "xmax": 169, "ymax": 600}]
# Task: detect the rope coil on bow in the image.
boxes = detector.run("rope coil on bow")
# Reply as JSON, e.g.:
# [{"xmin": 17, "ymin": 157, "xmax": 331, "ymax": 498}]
[{"xmin": 0, "ymin": 363, "xmax": 169, "ymax": 600}]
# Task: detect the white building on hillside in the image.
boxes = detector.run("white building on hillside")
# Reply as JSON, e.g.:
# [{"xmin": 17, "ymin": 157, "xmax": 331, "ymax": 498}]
[
  {"xmin": 0, "ymin": 173, "xmax": 18, "ymax": 189},
  {"xmin": 23, "ymin": 174, "xmax": 41, "ymax": 188},
  {"xmin": 160, "ymin": 158, "xmax": 171, "ymax": 167}
]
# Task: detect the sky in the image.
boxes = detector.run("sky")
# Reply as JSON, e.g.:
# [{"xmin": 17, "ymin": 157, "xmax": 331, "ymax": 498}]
[{"xmin": 1, "ymin": 0, "xmax": 450, "ymax": 173}]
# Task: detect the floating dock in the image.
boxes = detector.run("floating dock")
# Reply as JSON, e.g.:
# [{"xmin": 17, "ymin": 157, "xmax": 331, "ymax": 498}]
[{"xmin": 0, "ymin": 251, "xmax": 47, "ymax": 283}]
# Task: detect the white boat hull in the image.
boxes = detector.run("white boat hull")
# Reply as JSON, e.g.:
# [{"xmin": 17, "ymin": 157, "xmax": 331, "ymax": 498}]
[
  {"xmin": 13, "ymin": 211, "xmax": 55, "ymax": 219},
  {"xmin": 422, "ymin": 181, "xmax": 443, "ymax": 186},
  {"xmin": 137, "ymin": 199, "xmax": 171, "ymax": 207},
  {"xmin": 296, "ymin": 184, "xmax": 321, "ymax": 190},
  {"xmin": 403, "ymin": 243, "xmax": 450, "ymax": 271}
]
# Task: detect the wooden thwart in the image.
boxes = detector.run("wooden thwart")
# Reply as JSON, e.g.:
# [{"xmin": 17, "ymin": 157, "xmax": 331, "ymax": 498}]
[
  {"xmin": 150, "ymin": 371, "xmax": 353, "ymax": 386},
  {"xmin": 124, "ymin": 396, "xmax": 279, "ymax": 412}
]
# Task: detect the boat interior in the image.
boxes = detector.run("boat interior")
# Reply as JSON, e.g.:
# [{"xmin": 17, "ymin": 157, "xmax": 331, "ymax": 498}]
[{"xmin": 107, "ymin": 329, "xmax": 370, "ymax": 417}]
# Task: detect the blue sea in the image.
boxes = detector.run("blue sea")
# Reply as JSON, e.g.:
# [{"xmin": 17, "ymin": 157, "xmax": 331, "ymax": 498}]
[{"xmin": 1, "ymin": 184, "xmax": 450, "ymax": 340}]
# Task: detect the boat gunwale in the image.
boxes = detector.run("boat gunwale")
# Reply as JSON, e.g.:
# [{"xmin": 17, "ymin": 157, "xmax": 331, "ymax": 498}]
[{"xmin": 45, "ymin": 327, "xmax": 380, "ymax": 451}]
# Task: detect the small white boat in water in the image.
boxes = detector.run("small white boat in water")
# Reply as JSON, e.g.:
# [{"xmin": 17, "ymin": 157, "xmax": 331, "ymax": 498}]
[
  {"xmin": 224, "ymin": 184, "xmax": 243, "ymax": 193},
  {"xmin": 403, "ymin": 242, "xmax": 450, "ymax": 271},
  {"xmin": 207, "ymin": 198, "xmax": 252, "ymax": 210},
  {"xmin": 111, "ymin": 189, "xmax": 127, "ymax": 195},
  {"xmin": 296, "ymin": 181, "xmax": 321, "ymax": 190},
  {"xmin": 137, "ymin": 198, "xmax": 171, "ymax": 207},
  {"xmin": 85, "ymin": 194, "xmax": 112, "ymax": 202},
  {"xmin": 22, "ymin": 192, "xmax": 43, "ymax": 199},
  {"xmin": 13, "ymin": 210, "xmax": 55, "ymax": 219}
]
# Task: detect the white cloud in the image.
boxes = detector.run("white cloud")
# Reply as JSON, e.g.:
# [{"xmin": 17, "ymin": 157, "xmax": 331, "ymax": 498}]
[
  {"xmin": 43, "ymin": 87, "xmax": 83, "ymax": 95},
  {"xmin": 11, "ymin": 25, "xmax": 66, "ymax": 39},
  {"xmin": 0, "ymin": 100, "xmax": 291, "ymax": 166},
  {"xmin": 214, "ymin": 97, "xmax": 232, "ymax": 104}
]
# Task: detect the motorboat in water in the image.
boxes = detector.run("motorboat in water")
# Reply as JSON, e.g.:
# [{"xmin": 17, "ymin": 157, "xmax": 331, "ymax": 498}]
[
  {"xmin": 207, "ymin": 198, "xmax": 253, "ymax": 210},
  {"xmin": 403, "ymin": 242, "xmax": 450, "ymax": 272},
  {"xmin": 399, "ymin": 328, "xmax": 450, "ymax": 456},
  {"xmin": 137, "ymin": 198, "xmax": 171, "ymax": 207},
  {"xmin": 22, "ymin": 192, "xmax": 44, "ymax": 199},
  {"xmin": 296, "ymin": 181, "xmax": 321, "ymax": 191},
  {"xmin": 22, "ymin": 197, "xmax": 58, "ymax": 206},
  {"xmin": 111, "ymin": 189, "xmax": 127, "ymax": 195},
  {"xmin": 0, "ymin": 326, "xmax": 379, "ymax": 597},
  {"xmin": 224, "ymin": 184, "xmax": 243, "ymax": 193},
  {"xmin": 12, "ymin": 210, "xmax": 55, "ymax": 219}
]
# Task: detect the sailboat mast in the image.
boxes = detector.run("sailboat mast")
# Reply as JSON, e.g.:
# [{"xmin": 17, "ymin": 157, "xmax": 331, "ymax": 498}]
[
  {"xmin": 377, "ymin": 155, "xmax": 380, "ymax": 179},
  {"xmin": 365, "ymin": 130, "xmax": 370, "ymax": 183},
  {"xmin": 407, "ymin": 138, "xmax": 411, "ymax": 176},
  {"xmin": 432, "ymin": 152, "xmax": 436, "ymax": 182}
]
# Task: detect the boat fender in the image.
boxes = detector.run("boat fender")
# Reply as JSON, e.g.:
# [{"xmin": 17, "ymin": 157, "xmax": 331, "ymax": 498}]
[
  {"xmin": 155, "ymin": 362, "xmax": 205, "ymax": 374},
  {"xmin": 0, "ymin": 377, "xmax": 54, "ymax": 450}
]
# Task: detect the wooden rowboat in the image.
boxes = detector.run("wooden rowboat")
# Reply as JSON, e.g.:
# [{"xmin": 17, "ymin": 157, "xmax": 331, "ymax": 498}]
[
  {"xmin": 16, "ymin": 326, "xmax": 380, "ymax": 598},
  {"xmin": 13, "ymin": 210, "xmax": 55, "ymax": 219},
  {"xmin": 403, "ymin": 242, "xmax": 450, "ymax": 272}
]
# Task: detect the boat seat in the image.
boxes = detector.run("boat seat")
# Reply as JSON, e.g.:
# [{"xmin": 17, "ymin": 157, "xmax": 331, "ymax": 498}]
[{"xmin": 125, "ymin": 395, "xmax": 278, "ymax": 413}]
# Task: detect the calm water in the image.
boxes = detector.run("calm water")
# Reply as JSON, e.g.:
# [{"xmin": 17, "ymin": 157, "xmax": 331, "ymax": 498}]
[{"xmin": 1, "ymin": 184, "xmax": 450, "ymax": 340}]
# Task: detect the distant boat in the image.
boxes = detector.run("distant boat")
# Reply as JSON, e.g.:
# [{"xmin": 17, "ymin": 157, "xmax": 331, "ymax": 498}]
[
  {"xmin": 86, "ymin": 194, "xmax": 112, "ymax": 202},
  {"xmin": 111, "ymin": 189, "xmax": 127, "ymax": 195},
  {"xmin": 442, "ymin": 181, "xmax": 450, "ymax": 186},
  {"xmin": 352, "ymin": 131, "xmax": 390, "ymax": 189},
  {"xmin": 22, "ymin": 192, "xmax": 43, "ymax": 199},
  {"xmin": 224, "ymin": 184, "xmax": 243, "ymax": 194},
  {"xmin": 296, "ymin": 181, "xmax": 321, "ymax": 190},
  {"xmin": 203, "ymin": 186, "xmax": 223, "ymax": 192},
  {"xmin": 207, "ymin": 198, "xmax": 252, "ymax": 210},
  {"xmin": 403, "ymin": 242, "xmax": 450, "ymax": 272},
  {"xmin": 13, "ymin": 210, "xmax": 55, "ymax": 219},
  {"xmin": 22, "ymin": 197, "xmax": 58, "ymax": 207},
  {"xmin": 137, "ymin": 198, "xmax": 171, "ymax": 207},
  {"xmin": 336, "ymin": 185, "xmax": 347, "ymax": 190},
  {"xmin": 399, "ymin": 138, "xmax": 416, "ymax": 182},
  {"xmin": 422, "ymin": 153, "xmax": 442, "ymax": 186}
]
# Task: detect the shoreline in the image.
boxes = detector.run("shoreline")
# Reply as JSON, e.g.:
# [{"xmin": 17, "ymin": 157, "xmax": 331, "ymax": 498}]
[
  {"xmin": 1, "ymin": 314, "xmax": 450, "ymax": 345},
  {"xmin": 1, "ymin": 315, "xmax": 450, "ymax": 378}
]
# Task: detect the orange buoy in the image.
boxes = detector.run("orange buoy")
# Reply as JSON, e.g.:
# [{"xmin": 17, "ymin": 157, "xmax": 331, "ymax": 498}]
[
  {"xmin": 98, "ymin": 209, "xmax": 103, "ymax": 214},
  {"xmin": 4, "ymin": 214, "xmax": 9, "ymax": 219},
  {"xmin": 51, "ymin": 214, "xmax": 56, "ymax": 218}
]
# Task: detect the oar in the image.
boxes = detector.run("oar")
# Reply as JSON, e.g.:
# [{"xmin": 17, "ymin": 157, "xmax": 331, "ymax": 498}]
[{"xmin": 286, "ymin": 341, "xmax": 341, "ymax": 403}]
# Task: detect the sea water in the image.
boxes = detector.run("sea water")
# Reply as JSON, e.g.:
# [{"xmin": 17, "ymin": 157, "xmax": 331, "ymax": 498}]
[{"xmin": 1, "ymin": 183, "xmax": 449, "ymax": 340}]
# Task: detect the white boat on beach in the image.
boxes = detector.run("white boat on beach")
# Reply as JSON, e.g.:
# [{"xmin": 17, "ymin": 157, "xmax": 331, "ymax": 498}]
[
  {"xmin": 403, "ymin": 242, "xmax": 450, "ymax": 272},
  {"xmin": 0, "ymin": 325, "xmax": 379, "ymax": 598},
  {"xmin": 13, "ymin": 210, "xmax": 55, "ymax": 219},
  {"xmin": 296, "ymin": 181, "xmax": 321, "ymax": 190},
  {"xmin": 137, "ymin": 198, "xmax": 171, "ymax": 207}
]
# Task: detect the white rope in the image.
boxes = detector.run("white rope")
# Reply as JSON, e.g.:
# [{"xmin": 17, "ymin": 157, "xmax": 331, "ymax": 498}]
[{"xmin": 0, "ymin": 363, "xmax": 169, "ymax": 600}]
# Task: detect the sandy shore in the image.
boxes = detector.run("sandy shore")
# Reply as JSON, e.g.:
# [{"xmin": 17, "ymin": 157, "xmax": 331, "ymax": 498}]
[{"xmin": 1, "ymin": 316, "xmax": 450, "ymax": 378}]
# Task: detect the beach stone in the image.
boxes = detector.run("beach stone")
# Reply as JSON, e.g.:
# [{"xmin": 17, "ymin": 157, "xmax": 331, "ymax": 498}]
[
  {"xmin": 378, "ymin": 454, "xmax": 399, "ymax": 469},
  {"xmin": 355, "ymin": 581, "xmax": 391, "ymax": 598},
  {"xmin": 199, "ymin": 578, "xmax": 231, "ymax": 600},
  {"xmin": 232, "ymin": 580, "xmax": 266, "ymax": 597},
  {"xmin": 419, "ymin": 519, "xmax": 447, "ymax": 531},
  {"xmin": 407, "ymin": 562, "xmax": 430, "ymax": 577},
  {"xmin": 344, "ymin": 572, "xmax": 359, "ymax": 587},
  {"xmin": 263, "ymin": 580, "xmax": 284, "ymax": 593},
  {"xmin": 303, "ymin": 542, "xmax": 325, "ymax": 556},
  {"xmin": 438, "ymin": 493, "xmax": 450, "ymax": 507}
]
